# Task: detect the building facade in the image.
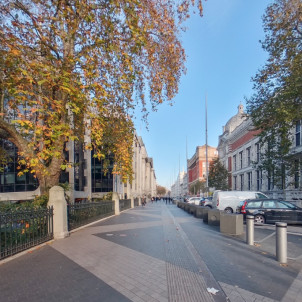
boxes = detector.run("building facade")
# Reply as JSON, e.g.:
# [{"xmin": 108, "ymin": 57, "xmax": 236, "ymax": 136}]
[
  {"xmin": 0, "ymin": 132, "xmax": 156, "ymax": 203},
  {"xmin": 187, "ymin": 144, "xmax": 218, "ymax": 193},
  {"xmin": 170, "ymin": 170, "xmax": 187, "ymax": 198},
  {"xmin": 217, "ymin": 104, "xmax": 302, "ymax": 204}
]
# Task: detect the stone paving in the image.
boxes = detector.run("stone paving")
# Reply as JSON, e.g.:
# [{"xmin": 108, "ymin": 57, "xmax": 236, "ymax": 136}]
[{"xmin": 0, "ymin": 202, "xmax": 302, "ymax": 301}]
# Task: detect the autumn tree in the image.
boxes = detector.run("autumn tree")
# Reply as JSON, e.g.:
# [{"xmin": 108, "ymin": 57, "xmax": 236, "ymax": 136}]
[
  {"xmin": 156, "ymin": 185, "xmax": 166, "ymax": 196},
  {"xmin": 246, "ymin": 0, "xmax": 302, "ymax": 189},
  {"xmin": 189, "ymin": 180, "xmax": 205, "ymax": 195},
  {"xmin": 208, "ymin": 158, "xmax": 229, "ymax": 190},
  {"xmin": 0, "ymin": 0, "xmax": 203, "ymax": 194}
]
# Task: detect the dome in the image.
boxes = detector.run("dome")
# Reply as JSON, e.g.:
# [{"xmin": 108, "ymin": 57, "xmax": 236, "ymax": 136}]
[{"xmin": 223, "ymin": 104, "xmax": 245, "ymax": 134}]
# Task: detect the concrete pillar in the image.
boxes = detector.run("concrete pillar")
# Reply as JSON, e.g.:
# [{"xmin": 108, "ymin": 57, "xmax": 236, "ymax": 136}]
[
  {"xmin": 48, "ymin": 186, "xmax": 69, "ymax": 239},
  {"xmin": 131, "ymin": 196, "xmax": 134, "ymax": 208},
  {"xmin": 112, "ymin": 192, "xmax": 120, "ymax": 215}
]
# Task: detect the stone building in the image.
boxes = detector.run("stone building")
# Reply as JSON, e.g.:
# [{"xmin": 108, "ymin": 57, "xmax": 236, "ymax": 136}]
[
  {"xmin": 217, "ymin": 104, "xmax": 302, "ymax": 204},
  {"xmin": 187, "ymin": 145, "xmax": 218, "ymax": 193},
  {"xmin": 170, "ymin": 170, "xmax": 187, "ymax": 198},
  {"xmin": 0, "ymin": 132, "xmax": 156, "ymax": 203}
]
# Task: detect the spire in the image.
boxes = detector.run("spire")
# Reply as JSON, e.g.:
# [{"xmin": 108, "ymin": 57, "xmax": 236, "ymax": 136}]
[{"xmin": 238, "ymin": 103, "xmax": 244, "ymax": 114}]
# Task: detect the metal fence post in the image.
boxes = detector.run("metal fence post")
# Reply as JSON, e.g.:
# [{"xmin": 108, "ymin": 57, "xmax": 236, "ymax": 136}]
[
  {"xmin": 246, "ymin": 215, "xmax": 254, "ymax": 245},
  {"xmin": 276, "ymin": 222, "xmax": 287, "ymax": 264}
]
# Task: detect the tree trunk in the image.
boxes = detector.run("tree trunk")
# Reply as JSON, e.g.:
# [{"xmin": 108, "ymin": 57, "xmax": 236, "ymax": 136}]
[{"xmin": 38, "ymin": 173, "xmax": 61, "ymax": 195}]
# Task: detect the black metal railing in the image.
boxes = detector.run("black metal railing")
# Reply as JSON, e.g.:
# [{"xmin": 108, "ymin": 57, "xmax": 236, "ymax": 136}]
[
  {"xmin": 119, "ymin": 199, "xmax": 131, "ymax": 211},
  {"xmin": 68, "ymin": 200, "xmax": 114, "ymax": 231},
  {"xmin": 0, "ymin": 207, "xmax": 53, "ymax": 260},
  {"xmin": 134, "ymin": 198, "xmax": 139, "ymax": 207}
]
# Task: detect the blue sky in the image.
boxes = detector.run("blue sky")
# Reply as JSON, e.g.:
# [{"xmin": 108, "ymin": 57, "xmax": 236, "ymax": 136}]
[{"xmin": 134, "ymin": 0, "xmax": 272, "ymax": 189}]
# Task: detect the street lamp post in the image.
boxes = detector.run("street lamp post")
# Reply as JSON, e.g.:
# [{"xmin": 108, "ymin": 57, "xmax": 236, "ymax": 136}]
[{"xmin": 205, "ymin": 94, "xmax": 209, "ymax": 197}]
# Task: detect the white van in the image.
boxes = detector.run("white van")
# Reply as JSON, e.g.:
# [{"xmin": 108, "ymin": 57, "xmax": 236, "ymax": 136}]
[{"xmin": 212, "ymin": 191, "xmax": 268, "ymax": 213}]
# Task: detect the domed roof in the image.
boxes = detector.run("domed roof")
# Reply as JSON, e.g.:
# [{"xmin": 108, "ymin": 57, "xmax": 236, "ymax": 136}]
[{"xmin": 224, "ymin": 104, "xmax": 245, "ymax": 134}]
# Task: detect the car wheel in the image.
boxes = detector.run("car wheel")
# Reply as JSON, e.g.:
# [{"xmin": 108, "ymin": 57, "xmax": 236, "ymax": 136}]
[
  {"xmin": 224, "ymin": 207, "xmax": 233, "ymax": 214},
  {"xmin": 254, "ymin": 214, "xmax": 265, "ymax": 224},
  {"xmin": 206, "ymin": 205, "xmax": 212, "ymax": 208}
]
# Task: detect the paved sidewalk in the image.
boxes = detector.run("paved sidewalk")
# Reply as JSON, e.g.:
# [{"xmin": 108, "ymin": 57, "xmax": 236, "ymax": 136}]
[{"xmin": 0, "ymin": 202, "xmax": 302, "ymax": 301}]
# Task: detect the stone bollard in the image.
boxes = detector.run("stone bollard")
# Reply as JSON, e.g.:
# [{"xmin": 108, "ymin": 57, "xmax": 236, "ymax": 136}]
[
  {"xmin": 48, "ymin": 186, "xmax": 69, "ymax": 239},
  {"xmin": 276, "ymin": 222, "xmax": 287, "ymax": 264},
  {"xmin": 208, "ymin": 209, "xmax": 221, "ymax": 226},
  {"xmin": 246, "ymin": 215, "xmax": 254, "ymax": 245},
  {"xmin": 189, "ymin": 205, "xmax": 197, "ymax": 216},
  {"xmin": 220, "ymin": 212, "xmax": 243, "ymax": 235},
  {"xmin": 112, "ymin": 192, "xmax": 120, "ymax": 215},
  {"xmin": 203, "ymin": 207, "xmax": 209, "ymax": 223},
  {"xmin": 195, "ymin": 206, "xmax": 204, "ymax": 219}
]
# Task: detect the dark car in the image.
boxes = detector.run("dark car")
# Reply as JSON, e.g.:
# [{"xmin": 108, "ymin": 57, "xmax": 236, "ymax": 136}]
[{"xmin": 237, "ymin": 198, "xmax": 302, "ymax": 224}]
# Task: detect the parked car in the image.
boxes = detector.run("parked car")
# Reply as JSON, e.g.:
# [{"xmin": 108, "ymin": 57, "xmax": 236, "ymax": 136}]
[
  {"xmin": 237, "ymin": 199, "xmax": 302, "ymax": 224},
  {"xmin": 184, "ymin": 196, "xmax": 190, "ymax": 202},
  {"xmin": 200, "ymin": 197, "xmax": 213, "ymax": 208},
  {"xmin": 187, "ymin": 197, "xmax": 201, "ymax": 205},
  {"xmin": 212, "ymin": 190, "xmax": 268, "ymax": 213}
]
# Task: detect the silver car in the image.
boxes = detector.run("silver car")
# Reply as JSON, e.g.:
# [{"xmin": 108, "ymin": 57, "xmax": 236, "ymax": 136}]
[{"xmin": 187, "ymin": 197, "xmax": 201, "ymax": 205}]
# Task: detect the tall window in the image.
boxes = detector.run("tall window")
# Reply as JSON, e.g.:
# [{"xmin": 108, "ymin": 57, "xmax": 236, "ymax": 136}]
[
  {"xmin": 281, "ymin": 164, "xmax": 285, "ymax": 190},
  {"xmin": 0, "ymin": 139, "xmax": 39, "ymax": 192},
  {"xmin": 256, "ymin": 143, "xmax": 260, "ymax": 163},
  {"xmin": 268, "ymin": 170, "xmax": 274, "ymax": 191},
  {"xmin": 233, "ymin": 155, "xmax": 237, "ymax": 171},
  {"xmin": 74, "ymin": 141, "xmax": 85, "ymax": 191},
  {"xmin": 239, "ymin": 151, "xmax": 243, "ymax": 169},
  {"xmin": 296, "ymin": 120, "xmax": 301, "ymax": 147},
  {"xmin": 248, "ymin": 172, "xmax": 252, "ymax": 190},
  {"xmin": 246, "ymin": 147, "xmax": 251, "ymax": 166},
  {"xmin": 295, "ymin": 160, "xmax": 300, "ymax": 189},
  {"xmin": 91, "ymin": 152, "xmax": 114, "ymax": 192},
  {"xmin": 256, "ymin": 170, "xmax": 262, "ymax": 191},
  {"xmin": 233, "ymin": 176, "xmax": 237, "ymax": 190},
  {"xmin": 240, "ymin": 174, "xmax": 244, "ymax": 191}
]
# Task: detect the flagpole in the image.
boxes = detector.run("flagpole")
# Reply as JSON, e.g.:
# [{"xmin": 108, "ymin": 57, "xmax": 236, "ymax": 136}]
[{"xmin": 205, "ymin": 94, "xmax": 209, "ymax": 197}]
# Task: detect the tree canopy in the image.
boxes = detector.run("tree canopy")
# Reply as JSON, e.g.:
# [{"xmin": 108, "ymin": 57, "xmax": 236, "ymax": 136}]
[
  {"xmin": 246, "ymin": 0, "xmax": 302, "ymax": 189},
  {"xmin": 0, "ymin": 0, "xmax": 203, "ymax": 193},
  {"xmin": 156, "ymin": 185, "xmax": 166, "ymax": 196},
  {"xmin": 208, "ymin": 158, "xmax": 229, "ymax": 190},
  {"xmin": 189, "ymin": 180, "xmax": 205, "ymax": 195}
]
